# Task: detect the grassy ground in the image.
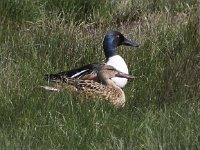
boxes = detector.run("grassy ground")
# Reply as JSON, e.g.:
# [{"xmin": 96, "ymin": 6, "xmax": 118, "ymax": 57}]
[{"xmin": 0, "ymin": 0, "xmax": 200, "ymax": 149}]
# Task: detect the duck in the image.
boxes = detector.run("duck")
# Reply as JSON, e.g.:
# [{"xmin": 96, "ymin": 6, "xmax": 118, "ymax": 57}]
[
  {"xmin": 41, "ymin": 65, "xmax": 135, "ymax": 107},
  {"xmin": 45, "ymin": 31, "xmax": 139, "ymax": 88}
]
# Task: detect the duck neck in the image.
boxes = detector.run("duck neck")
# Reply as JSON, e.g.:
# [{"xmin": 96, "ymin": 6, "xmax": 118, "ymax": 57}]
[
  {"xmin": 103, "ymin": 47, "xmax": 116, "ymax": 59},
  {"xmin": 103, "ymin": 38, "xmax": 116, "ymax": 60},
  {"xmin": 103, "ymin": 79, "xmax": 121, "ymax": 90}
]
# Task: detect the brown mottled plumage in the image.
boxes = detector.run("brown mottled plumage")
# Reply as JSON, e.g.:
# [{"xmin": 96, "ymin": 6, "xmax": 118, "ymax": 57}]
[{"xmin": 41, "ymin": 65, "xmax": 135, "ymax": 107}]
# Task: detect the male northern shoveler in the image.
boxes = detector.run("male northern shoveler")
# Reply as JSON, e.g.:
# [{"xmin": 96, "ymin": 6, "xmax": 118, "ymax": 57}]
[
  {"xmin": 45, "ymin": 31, "xmax": 139, "ymax": 88},
  {"xmin": 42, "ymin": 65, "xmax": 135, "ymax": 107}
]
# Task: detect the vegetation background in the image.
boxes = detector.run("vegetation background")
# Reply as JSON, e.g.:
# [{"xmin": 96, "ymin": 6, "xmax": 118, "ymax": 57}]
[{"xmin": 0, "ymin": 0, "xmax": 200, "ymax": 149}]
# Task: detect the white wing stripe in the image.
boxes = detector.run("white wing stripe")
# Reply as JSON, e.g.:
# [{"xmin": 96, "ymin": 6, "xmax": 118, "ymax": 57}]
[{"xmin": 71, "ymin": 69, "xmax": 89, "ymax": 78}]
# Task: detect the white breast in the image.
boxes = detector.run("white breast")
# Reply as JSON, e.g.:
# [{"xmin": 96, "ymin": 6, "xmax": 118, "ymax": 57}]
[{"xmin": 106, "ymin": 55, "xmax": 128, "ymax": 88}]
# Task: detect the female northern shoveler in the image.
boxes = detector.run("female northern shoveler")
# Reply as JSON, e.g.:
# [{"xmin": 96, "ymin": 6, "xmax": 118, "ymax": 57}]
[
  {"xmin": 45, "ymin": 31, "xmax": 139, "ymax": 88},
  {"xmin": 42, "ymin": 65, "xmax": 135, "ymax": 107}
]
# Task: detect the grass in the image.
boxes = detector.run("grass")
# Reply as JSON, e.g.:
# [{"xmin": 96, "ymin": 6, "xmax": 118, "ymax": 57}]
[{"xmin": 0, "ymin": 0, "xmax": 200, "ymax": 149}]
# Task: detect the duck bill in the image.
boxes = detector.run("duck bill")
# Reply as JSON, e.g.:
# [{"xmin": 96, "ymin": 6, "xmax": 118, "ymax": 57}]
[
  {"xmin": 122, "ymin": 38, "xmax": 139, "ymax": 47},
  {"xmin": 116, "ymin": 72, "xmax": 135, "ymax": 79}
]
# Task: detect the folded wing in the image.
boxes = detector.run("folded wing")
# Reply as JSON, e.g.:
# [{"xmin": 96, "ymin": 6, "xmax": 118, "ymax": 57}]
[{"xmin": 44, "ymin": 62, "xmax": 105, "ymax": 82}]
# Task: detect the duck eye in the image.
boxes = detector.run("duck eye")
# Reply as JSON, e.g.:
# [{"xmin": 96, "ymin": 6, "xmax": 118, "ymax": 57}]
[{"xmin": 108, "ymin": 68, "xmax": 115, "ymax": 71}]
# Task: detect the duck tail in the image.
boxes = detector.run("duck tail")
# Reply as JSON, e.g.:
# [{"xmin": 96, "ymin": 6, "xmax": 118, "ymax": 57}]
[
  {"xmin": 40, "ymin": 85, "xmax": 60, "ymax": 92},
  {"xmin": 44, "ymin": 74, "xmax": 64, "ymax": 82}
]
